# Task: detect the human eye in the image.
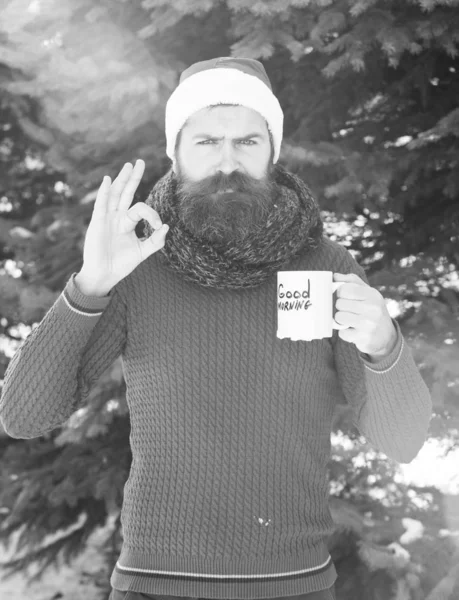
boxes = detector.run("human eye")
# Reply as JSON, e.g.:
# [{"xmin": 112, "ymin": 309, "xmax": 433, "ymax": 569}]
[
  {"xmin": 197, "ymin": 140, "xmax": 216, "ymax": 145},
  {"xmin": 239, "ymin": 139, "xmax": 256, "ymax": 145}
]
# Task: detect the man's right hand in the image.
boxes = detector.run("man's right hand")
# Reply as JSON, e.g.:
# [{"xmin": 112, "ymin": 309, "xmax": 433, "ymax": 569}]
[{"xmin": 76, "ymin": 160, "xmax": 169, "ymax": 296}]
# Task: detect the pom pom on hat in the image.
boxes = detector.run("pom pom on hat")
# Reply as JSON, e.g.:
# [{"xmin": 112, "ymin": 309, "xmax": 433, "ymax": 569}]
[{"xmin": 165, "ymin": 57, "xmax": 284, "ymax": 164}]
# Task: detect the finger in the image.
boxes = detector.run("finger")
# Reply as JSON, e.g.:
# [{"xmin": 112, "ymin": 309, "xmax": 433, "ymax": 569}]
[
  {"xmin": 335, "ymin": 297, "xmax": 363, "ymax": 315},
  {"xmin": 118, "ymin": 159, "xmax": 146, "ymax": 212},
  {"xmin": 336, "ymin": 282, "xmax": 368, "ymax": 300},
  {"xmin": 337, "ymin": 327, "xmax": 354, "ymax": 342},
  {"xmin": 108, "ymin": 162, "xmax": 134, "ymax": 210},
  {"xmin": 334, "ymin": 272, "xmax": 367, "ymax": 286},
  {"xmin": 139, "ymin": 224, "xmax": 170, "ymax": 260},
  {"xmin": 335, "ymin": 311, "xmax": 359, "ymax": 328},
  {"xmin": 124, "ymin": 203, "xmax": 164, "ymax": 233},
  {"xmin": 92, "ymin": 175, "xmax": 112, "ymax": 216},
  {"xmin": 332, "ymin": 319, "xmax": 350, "ymax": 331}
]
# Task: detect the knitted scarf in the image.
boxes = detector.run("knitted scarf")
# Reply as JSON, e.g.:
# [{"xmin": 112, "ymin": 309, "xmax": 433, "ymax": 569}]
[{"xmin": 143, "ymin": 163, "xmax": 324, "ymax": 289}]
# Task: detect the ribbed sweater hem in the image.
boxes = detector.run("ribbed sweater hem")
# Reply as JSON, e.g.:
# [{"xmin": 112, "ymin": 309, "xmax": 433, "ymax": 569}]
[{"xmin": 110, "ymin": 543, "xmax": 337, "ymax": 598}]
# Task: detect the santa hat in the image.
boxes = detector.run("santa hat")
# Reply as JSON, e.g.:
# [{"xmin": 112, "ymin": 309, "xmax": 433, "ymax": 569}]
[{"xmin": 165, "ymin": 57, "xmax": 284, "ymax": 164}]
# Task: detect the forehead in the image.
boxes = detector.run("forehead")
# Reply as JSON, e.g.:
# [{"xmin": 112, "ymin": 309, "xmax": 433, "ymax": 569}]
[{"xmin": 183, "ymin": 105, "xmax": 268, "ymax": 137}]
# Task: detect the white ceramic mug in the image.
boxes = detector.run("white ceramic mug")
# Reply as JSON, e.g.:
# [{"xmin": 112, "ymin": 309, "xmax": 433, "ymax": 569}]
[{"xmin": 276, "ymin": 271, "xmax": 350, "ymax": 341}]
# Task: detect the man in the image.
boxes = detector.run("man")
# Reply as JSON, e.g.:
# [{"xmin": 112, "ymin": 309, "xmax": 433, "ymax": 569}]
[{"xmin": 0, "ymin": 57, "xmax": 432, "ymax": 600}]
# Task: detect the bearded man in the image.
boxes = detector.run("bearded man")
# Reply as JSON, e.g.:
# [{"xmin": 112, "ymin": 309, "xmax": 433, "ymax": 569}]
[{"xmin": 0, "ymin": 57, "xmax": 432, "ymax": 600}]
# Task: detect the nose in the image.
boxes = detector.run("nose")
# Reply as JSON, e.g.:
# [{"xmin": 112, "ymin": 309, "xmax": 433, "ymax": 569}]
[{"xmin": 215, "ymin": 142, "xmax": 239, "ymax": 175}]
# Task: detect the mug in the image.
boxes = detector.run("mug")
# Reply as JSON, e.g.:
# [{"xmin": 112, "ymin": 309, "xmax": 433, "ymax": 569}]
[{"xmin": 276, "ymin": 270, "xmax": 350, "ymax": 341}]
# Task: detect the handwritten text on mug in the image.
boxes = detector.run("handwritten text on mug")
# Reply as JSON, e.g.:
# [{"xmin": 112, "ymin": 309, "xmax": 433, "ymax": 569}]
[{"xmin": 278, "ymin": 279, "xmax": 312, "ymax": 311}]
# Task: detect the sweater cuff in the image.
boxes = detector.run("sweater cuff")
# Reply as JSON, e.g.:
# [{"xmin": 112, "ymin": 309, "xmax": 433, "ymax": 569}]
[
  {"xmin": 54, "ymin": 272, "xmax": 113, "ymax": 332},
  {"xmin": 359, "ymin": 318, "xmax": 404, "ymax": 373}
]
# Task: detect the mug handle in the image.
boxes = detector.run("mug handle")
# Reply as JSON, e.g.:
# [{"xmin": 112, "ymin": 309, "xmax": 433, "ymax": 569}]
[{"xmin": 332, "ymin": 280, "xmax": 350, "ymax": 330}]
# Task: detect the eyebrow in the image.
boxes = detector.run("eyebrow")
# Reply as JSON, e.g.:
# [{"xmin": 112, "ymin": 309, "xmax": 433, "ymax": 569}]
[{"xmin": 191, "ymin": 133, "xmax": 265, "ymax": 141}]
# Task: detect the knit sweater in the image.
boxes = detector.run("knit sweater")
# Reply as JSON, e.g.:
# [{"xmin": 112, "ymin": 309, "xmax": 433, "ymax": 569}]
[{"xmin": 0, "ymin": 234, "xmax": 432, "ymax": 599}]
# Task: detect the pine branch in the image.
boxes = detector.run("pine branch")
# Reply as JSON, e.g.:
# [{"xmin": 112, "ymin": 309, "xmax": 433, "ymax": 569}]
[{"xmin": 0, "ymin": 524, "xmax": 89, "ymax": 583}]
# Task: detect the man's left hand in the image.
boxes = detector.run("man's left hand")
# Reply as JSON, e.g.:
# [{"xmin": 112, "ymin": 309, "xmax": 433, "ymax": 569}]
[{"xmin": 333, "ymin": 273, "xmax": 398, "ymax": 358}]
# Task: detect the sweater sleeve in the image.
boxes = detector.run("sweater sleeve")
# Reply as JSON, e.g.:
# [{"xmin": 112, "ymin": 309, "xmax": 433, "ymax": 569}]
[
  {"xmin": 0, "ymin": 272, "xmax": 127, "ymax": 439},
  {"xmin": 331, "ymin": 249, "xmax": 433, "ymax": 464}
]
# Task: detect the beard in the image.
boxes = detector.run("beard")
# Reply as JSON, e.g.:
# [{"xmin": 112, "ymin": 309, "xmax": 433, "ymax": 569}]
[{"xmin": 175, "ymin": 161, "xmax": 280, "ymax": 246}]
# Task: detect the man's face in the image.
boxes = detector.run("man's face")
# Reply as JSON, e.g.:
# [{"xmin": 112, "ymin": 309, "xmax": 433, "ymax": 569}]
[{"xmin": 172, "ymin": 105, "xmax": 279, "ymax": 246}]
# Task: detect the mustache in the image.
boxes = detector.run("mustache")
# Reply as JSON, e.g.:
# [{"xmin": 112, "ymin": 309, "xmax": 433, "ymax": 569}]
[{"xmin": 177, "ymin": 170, "xmax": 266, "ymax": 196}]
